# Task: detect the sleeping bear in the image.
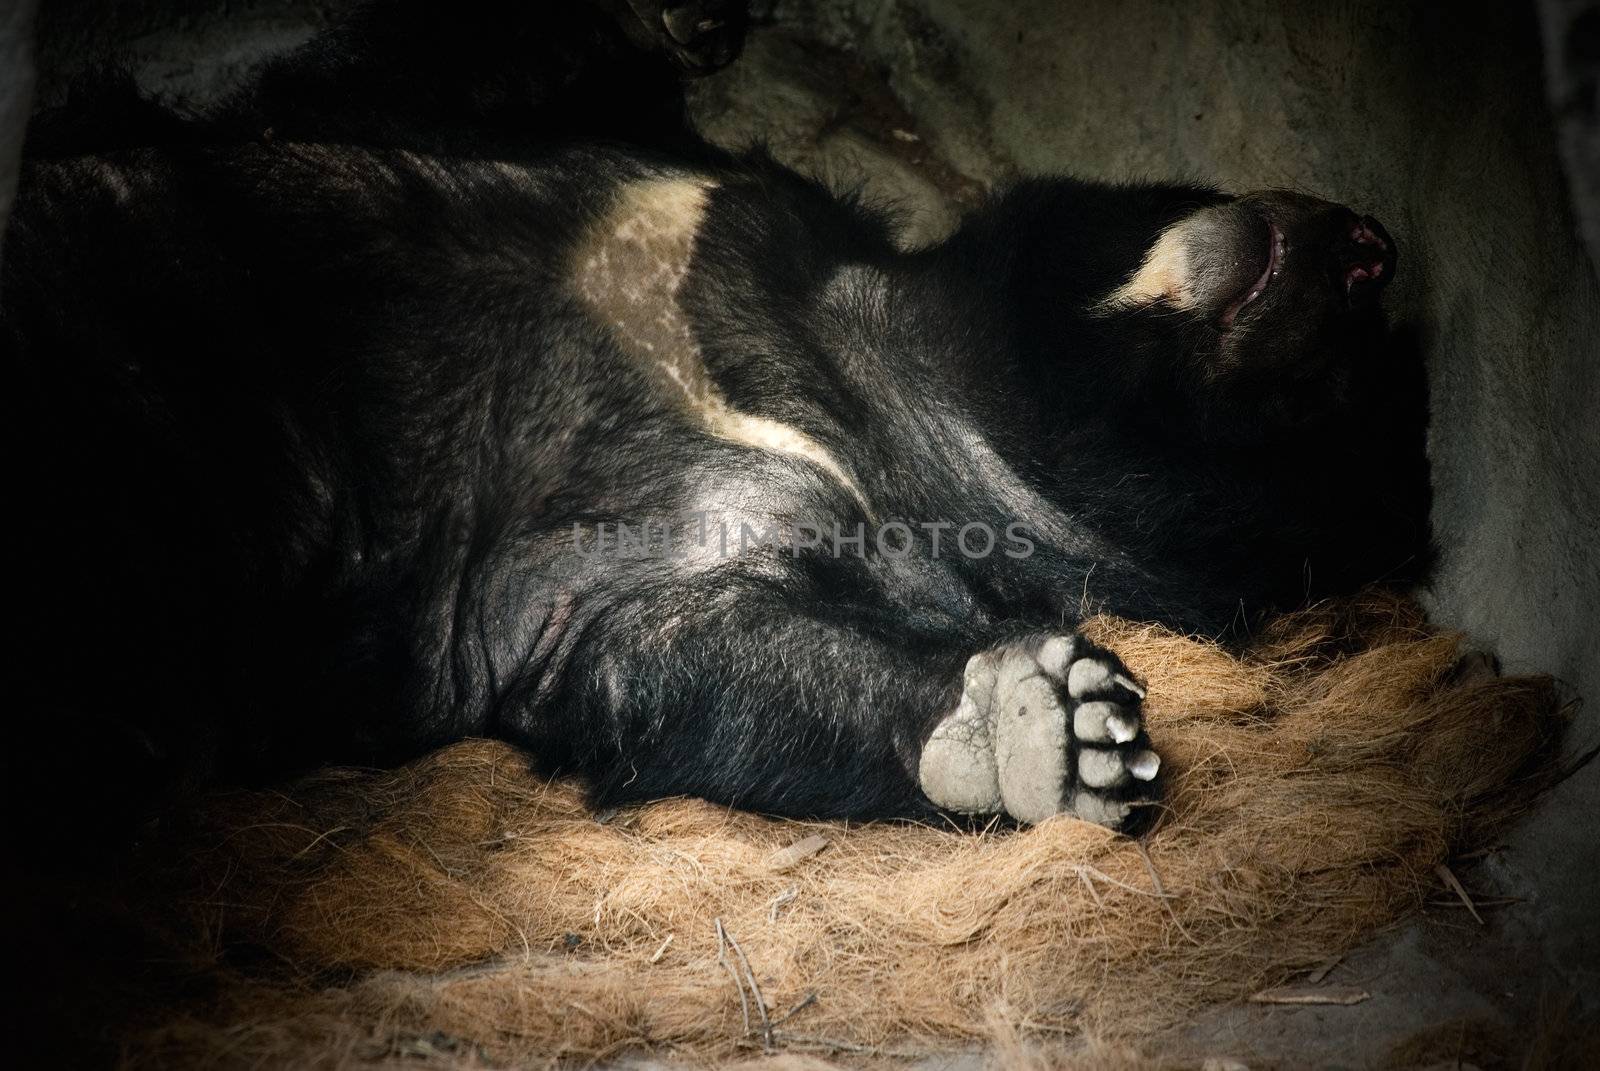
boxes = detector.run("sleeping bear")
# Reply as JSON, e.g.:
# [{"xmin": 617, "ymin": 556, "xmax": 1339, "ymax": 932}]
[{"xmin": 0, "ymin": 0, "xmax": 1429, "ymax": 840}]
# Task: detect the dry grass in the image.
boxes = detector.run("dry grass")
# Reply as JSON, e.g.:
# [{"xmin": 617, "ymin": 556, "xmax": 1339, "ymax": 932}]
[{"xmin": 26, "ymin": 593, "xmax": 1569, "ymax": 1069}]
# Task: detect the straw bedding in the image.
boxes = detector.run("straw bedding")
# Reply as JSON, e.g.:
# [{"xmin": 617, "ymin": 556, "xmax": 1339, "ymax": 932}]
[{"xmin": 31, "ymin": 592, "xmax": 1568, "ymax": 1068}]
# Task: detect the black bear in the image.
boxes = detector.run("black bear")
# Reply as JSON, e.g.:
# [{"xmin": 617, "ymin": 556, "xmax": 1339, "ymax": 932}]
[{"xmin": 0, "ymin": 0, "xmax": 1428, "ymax": 840}]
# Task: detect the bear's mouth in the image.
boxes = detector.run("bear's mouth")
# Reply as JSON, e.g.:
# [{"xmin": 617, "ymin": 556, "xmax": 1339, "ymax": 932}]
[{"xmin": 1218, "ymin": 218, "xmax": 1284, "ymax": 328}]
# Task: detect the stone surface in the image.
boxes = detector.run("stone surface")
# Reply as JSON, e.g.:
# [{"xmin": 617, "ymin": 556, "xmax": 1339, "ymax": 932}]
[{"xmin": 1541, "ymin": 0, "xmax": 1600, "ymax": 269}]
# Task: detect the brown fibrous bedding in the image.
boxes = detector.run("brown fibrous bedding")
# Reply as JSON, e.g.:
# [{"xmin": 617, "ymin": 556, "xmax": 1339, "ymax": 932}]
[{"xmin": 20, "ymin": 592, "xmax": 1570, "ymax": 1068}]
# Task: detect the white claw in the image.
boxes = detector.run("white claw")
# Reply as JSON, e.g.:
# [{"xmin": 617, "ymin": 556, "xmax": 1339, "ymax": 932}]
[
  {"xmin": 1128, "ymin": 751, "xmax": 1161, "ymax": 782},
  {"xmin": 1113, "ymin": 672, "xmax": 1147, "ymax": 699},
  {"xmin": 1075, "ymin": 700, "xmax": 1135, "ymax": 744},
  {"xmin": 1069, "ymin": 660, "xmax": 1146, "ymax": 701},
  {"xmin": 1105, "ymin": 711, "xmax": 1139, "ymax": 744}
]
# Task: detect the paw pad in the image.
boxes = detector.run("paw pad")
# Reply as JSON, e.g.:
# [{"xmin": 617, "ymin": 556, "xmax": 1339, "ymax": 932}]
[{"xmin": 919, "ymin": 634, "xmax": 1159, "ymax": 831}]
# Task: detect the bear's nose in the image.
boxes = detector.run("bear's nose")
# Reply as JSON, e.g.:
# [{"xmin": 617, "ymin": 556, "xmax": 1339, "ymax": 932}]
[{"xmin": 1337, "ymin": 214, "xmax": 1397, "ymax": 306}]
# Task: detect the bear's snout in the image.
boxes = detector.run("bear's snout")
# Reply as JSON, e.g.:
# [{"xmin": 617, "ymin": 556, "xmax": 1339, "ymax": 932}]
[{"xmin": 1334, "ymin": 214, "xmax": 1397, "ymax": 307}]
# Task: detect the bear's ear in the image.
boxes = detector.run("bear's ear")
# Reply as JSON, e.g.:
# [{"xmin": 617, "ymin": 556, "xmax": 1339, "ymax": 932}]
[
  {"xmin": 1095, "ymin": 202, "xmax": 1252, "ymax": 316},
  {"xmin": 1096, "ymin": 221, "xmax": 1200, "ymax": 313},
  {"xmin": 1094, "ymin": 199, "xmax": 1285, "ymax": 328}
]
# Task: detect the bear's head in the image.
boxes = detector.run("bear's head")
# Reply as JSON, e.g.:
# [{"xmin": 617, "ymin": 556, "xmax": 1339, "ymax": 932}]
[{"xmin": 990, "ymin": 180, "xmax": 1404, "ymax": 443}]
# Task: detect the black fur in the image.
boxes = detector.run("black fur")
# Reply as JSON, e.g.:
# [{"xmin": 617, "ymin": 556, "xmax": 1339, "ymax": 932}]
[{"xmin": 0, "ymin": 0, "xmax": 1431, "ymax": 844}]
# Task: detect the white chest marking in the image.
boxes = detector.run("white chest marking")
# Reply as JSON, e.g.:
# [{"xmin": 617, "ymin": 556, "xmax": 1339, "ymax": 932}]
[{"xmin": 573, "ymin": 177, "xmax": 867, "ymax": 509}]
